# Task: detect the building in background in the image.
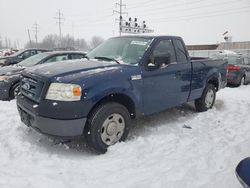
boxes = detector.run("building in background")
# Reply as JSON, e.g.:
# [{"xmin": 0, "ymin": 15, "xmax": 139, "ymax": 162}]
[{"xmin": 188, "ymin": 41, "xmax": 250, "ymax": 57}]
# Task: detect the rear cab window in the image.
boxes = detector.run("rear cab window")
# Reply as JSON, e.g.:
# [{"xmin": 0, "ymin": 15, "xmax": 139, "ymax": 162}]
[
  {"xmin": 45, "ymin": 54, "xmax": 69, "ymax": 63},
  {"xmin": 173, "ymin": 39, "xmax": 188, "ymax": 63},
  {"xmin": 70, "ymin": 54, "xmax": 85, "ymax": 60}
]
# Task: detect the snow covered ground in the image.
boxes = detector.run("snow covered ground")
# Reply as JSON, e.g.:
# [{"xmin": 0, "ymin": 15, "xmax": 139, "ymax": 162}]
[{"xmin": 0, "ymin": 86, "xmax": 250, "ymax": 188}]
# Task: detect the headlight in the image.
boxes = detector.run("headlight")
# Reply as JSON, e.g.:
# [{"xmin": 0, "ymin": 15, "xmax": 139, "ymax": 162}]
[
  {"xmin": 45, "ymin": 83, "xmax": 82, "ymax": 101},
  {"xmin": 0, "ymin": 59, "xmax": 6, "ymax": 65},
  {"xmin": 0, "ymin": 75, "xmax": 9, "ymax": 81}
]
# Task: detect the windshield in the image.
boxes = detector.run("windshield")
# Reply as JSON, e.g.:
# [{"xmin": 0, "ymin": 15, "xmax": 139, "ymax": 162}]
[
  {"xmin": 87, "ymin": 37, "xmax": 153, "ymax": 65},
  {"xmin": 18, "ymin": 53, "xmax": 49, "ymax": 67},
  {"xmin": 9, "ymin": 49, "xmax": 26, "ymax": 57}
]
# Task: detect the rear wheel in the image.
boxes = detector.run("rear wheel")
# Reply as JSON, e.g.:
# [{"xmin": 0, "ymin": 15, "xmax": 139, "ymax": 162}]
[
  {"xmin": 239, "ymin": 76, "xmax": 245, "ymax": 86},
  {"xmin": 84, "ymin": 102, "xmax": 131, "ymax": 153},
  {"xmin": 195, "ymin": 84, "xmax": 216, "ymax": 112}
]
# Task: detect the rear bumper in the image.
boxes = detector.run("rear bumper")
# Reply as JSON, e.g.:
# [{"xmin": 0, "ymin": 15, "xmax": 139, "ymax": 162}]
[{"xmin": 227, "ymin": 72, "xmax": 241, "ymax": 85}]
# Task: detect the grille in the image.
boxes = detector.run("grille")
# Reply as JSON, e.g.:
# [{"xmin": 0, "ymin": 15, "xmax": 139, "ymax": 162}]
[{"xmin": 20, "ymin": 76, "xmax": 44, "ymax": 102}]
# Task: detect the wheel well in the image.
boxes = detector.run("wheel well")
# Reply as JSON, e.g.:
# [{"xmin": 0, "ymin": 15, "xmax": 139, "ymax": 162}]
[
  {"xmin": 88, "ymin": 93, "xmax": 136, "ymax": 119},
  {"xmin": 9, "ymin": 81, "xmax": 20, "ymax": 95},
  {"xmin": 208, "ymin": 78, "xmax": 219, "ymax": 91}
]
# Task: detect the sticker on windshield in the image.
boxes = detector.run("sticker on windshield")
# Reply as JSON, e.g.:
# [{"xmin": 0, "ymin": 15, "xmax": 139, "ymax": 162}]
[{"xmin": 131, "ymin": 41, "xmax": 148, "ymax": 46}]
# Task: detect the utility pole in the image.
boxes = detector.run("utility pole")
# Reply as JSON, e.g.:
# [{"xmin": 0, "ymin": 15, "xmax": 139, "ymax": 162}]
[
  {"xmin": 27, "ymin": 29, "xmax": 32, "ymax": 47},
  {"xmin": 113, "ymin": 0, "xmax": 127, "ymax": 36},
  {"xmin": 33, "ymin": 22, "xmax": 39, "ymax": 46},
  {"xmin": 54, "ymin": 9, "xmax": 64, "ymax": 46}
]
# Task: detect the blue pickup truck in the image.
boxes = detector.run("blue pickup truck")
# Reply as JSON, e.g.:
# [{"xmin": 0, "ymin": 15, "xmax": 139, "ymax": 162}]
[{"xmin": 16, "ymin": 36, "xmax": 227, "ymax": 153}]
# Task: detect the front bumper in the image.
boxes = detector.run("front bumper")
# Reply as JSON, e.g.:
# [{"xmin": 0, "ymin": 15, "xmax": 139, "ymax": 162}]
[
  {"xmin": 236, "ymin": 158, "xmax": 250, "ymax": 188},
  {"xmin": 17, "ymin": 95, "xmax": 88, "ymax": 137},
  {"xmin": 0, "ymin": 81, "xmax": 11, "ymax": 100}
]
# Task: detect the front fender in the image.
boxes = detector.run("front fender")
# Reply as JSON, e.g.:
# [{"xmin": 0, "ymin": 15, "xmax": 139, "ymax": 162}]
[{"xmin": 83, "ymin": 78, "xmax": 143, "ymax": 114}]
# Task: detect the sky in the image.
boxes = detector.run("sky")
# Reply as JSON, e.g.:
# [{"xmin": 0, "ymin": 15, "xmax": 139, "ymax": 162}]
[{"xmin": 0, "ymin": 0, "xmax": 250, "ymax": 48}]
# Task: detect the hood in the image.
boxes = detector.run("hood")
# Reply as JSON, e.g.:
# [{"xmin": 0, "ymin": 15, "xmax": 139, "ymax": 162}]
[
  {"xmin": 0, "ymin": 56, "xmax": 16, "ymax": 66},
  {"xmin": 25, "ymin": 59, "xmax": 129, "ymax": 81},
  {"xmin": 0, "ymin": 65, "xmax": 24, "ymax": 76}
]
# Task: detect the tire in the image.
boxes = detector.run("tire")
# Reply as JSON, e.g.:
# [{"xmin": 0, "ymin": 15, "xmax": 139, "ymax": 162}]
[
  {"xmin": 10, "ymin": 83, "xmax": 20, "ymax": 99},
  {"xmin": 195, "ymin": 84, "xmax": 216, "ymax": 112},
  {"xmin": 84, "ymin": 102, "xmax": 131, "ymax": 153},
  {"xmin": 238, "ymin": 76, "xmax": 245, "ymax": 87}
]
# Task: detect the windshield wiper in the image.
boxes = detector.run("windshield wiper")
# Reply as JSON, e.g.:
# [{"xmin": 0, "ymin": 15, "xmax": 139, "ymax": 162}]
[
  {"xmin": 94, "ymin": 56, "xmax": 120, "ymax": 64},
  {"xmin": 14, "ymin": 64, "xmax": 23, "ymax": 68}
]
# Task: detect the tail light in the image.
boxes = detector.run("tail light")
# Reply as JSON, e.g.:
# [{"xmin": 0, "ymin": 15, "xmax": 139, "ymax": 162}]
[{"xmin": 227, "ymin": 64, "xmax": 241, "ymax": 71}]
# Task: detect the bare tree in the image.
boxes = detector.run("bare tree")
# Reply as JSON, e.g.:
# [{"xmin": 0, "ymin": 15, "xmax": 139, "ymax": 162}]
[
  {"xmin": 75, "ymin": 38, "xmax": 88, "ymax": 51},
  {"xmin": 41, "ymin": 34, "xmax": 59, "ymax": 49},
  {"xmin": 61, "ymin": 35, "xmax": 75, "ymax": 48},
  {"xmin": 23, "ymin": 34, "xmax": 104, "ymax": 51},
  {"xmin": 89, "ymin": 36, "xmax": 104, "ymax": 49}
]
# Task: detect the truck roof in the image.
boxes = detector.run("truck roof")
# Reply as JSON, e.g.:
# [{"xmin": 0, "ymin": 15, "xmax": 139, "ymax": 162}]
[{"xmin": 112, "ymin": 35, "xmax": 183, "ymax": 40}]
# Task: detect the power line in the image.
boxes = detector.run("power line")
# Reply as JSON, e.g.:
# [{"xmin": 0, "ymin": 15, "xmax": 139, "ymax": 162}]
[
  {"xmin": 113, "ymin": 0, "xmax": 128, "ymax": 36},
  {"xmin": 153, "ymin": 6, "xmax": 250, "ymax": 23},
  {"xmin": 128, "ymin": 0, "xmax": 204, "ymax": 11},
  {"xmin": 128, "ymin": 1, "xmax": 249, "ymax": 20},
  {"xmin": 71, "ymin": 14, "xmax": 113, "ymax": 26}
]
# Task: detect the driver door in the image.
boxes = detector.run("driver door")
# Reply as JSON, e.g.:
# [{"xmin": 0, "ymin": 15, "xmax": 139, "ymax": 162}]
[{"xmin": 142, "ymin": 39, "xmax": 190, "ymax": 115}]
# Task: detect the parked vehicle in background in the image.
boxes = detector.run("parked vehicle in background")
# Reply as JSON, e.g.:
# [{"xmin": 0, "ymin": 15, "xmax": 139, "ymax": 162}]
[
  {"xmin": 213, "ymin": 51, "xmax": 250, "ymax": 87},
  {"xmin": 0, "ymin": 51, "xmax": 86, "ymax": 101},
  {"xmin": 16, "ymin": 35, "xmax": 227, "ymax": 153},
  {"xmin": 3, "ymin": 49, "xmax": 18, "ymax": 56},
  {"xmin": 226, "ymin": 56, "xmax": 250, "ymax": 86},
  {"xmin": 0, "ymin": 48, "xmax": 49, "ymax": 67},
  {"xmin": 236, "ymin": 157, "xmax": 250, "ymax": 188}
]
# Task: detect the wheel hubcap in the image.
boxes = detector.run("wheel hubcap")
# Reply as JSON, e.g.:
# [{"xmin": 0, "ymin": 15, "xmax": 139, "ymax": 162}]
[
  {"xmin": 14, "ymin": 86, "xmax": 20, "ymax": 97},
  {"xmin": 205, "ymin": 89, "xmax": 214, "ymax": 108},
  {"xmin": 101, "ymin": 113, "xmax": 125, "ymax": 146}
]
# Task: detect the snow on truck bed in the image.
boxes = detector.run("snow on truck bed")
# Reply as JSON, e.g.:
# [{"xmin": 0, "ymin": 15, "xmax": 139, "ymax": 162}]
[{"xmin": 0, "ymin": 86, "xmax": 250, "ymax": 188}]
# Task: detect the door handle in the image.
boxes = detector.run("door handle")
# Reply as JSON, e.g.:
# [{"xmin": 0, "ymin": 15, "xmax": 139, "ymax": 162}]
[{"xmin": 175, "ymin": 71, "xmax": 182, "ymax": 76}]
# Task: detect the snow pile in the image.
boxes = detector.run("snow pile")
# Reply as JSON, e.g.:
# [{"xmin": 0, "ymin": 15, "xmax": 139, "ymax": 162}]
[{"xmin": 0, "ymin": 86, "xmax": 250, "ymax": 188}]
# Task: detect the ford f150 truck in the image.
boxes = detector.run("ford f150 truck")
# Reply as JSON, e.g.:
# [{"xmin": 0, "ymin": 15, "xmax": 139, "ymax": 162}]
[{"xmin": 16, "ymin": 36, "xmax": 227, "ymax": 153}]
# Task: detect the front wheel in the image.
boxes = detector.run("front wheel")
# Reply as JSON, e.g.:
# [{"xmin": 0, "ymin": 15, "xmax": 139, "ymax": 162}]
[
  {"xmin": 10, "ymin": 83, "xmax": 20, "ymax": 99},
  {"xmin": 195, "ymin": 84, "xmax": 216, "ymax": 112},
  {"xmin": 84, "ymin": 102, "xmax": 131, "ymax": 153}
]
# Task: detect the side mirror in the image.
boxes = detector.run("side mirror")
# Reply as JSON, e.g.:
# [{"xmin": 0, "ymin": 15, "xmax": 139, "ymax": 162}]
[
  {"xmin": 18, "ymin": 55, "xmax": 24, "ymax": 59},
  {"xmin": 146, "ymin": 54, "xmax": 171, "ymax": 71},
  {"xmin": 154, "ymin": 54, "xmax": 171, "ymax": 67}
]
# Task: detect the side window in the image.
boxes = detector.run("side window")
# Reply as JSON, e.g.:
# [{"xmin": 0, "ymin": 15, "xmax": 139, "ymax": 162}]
[
  {"xmin": 244, "ymin": 58, "xmax": 250, "ymax": 65},
  {"xmin": 45, "ymin": 54, "xmax": 69, "ymax": 63},
  {"xmin": 37, "ymin": 50, "xmax": 44, "ymax": 54},
  {"xmin": 152, "ymin": 40, "xmax": 176, "ymax": 63},
  {"xmin": 30, "ymin": 50, "xmax": 36, "ymax": 56},
  {"xmin": 173, "ymin": 39, "xmax": 188, "ymax": 63},
  {"xmin": 22, "ymin": 51, "xmax": 31, "ymax": 59},
  {"xmin": 71, "ymin": 54, "xmax": 85, "ymax": 60}
]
